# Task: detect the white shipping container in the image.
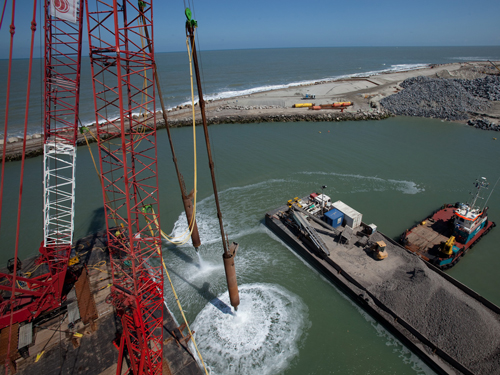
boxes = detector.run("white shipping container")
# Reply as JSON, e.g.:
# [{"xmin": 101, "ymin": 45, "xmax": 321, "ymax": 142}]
[{"xmin": 331, "ymin": 200, "xmax": 363, "ymax": 229}]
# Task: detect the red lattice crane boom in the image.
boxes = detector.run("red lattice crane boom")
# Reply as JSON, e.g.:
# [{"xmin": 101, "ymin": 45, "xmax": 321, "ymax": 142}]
[
  {"xmin": 0, "ymin": 0, "xmax": 84, "ymax": 329},
  {"xmin": 85, "ymin": 0, "xmax": 164, "ymax": 373}
]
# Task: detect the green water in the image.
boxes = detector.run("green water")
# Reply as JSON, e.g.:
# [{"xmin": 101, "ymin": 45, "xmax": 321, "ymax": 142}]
[{"xmin": 1, "ymin": 117, "xmax": 499, "ymax": 374}]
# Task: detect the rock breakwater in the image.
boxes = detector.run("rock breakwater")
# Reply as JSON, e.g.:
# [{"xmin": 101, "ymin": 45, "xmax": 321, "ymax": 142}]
[
  {"xmin": 1, "ymin": 109, "xmax": 392, "ymax": 162},
  {"xmin": 380, "ymin": 76, "xmax": 498, "ymax": 121},
  {"xmin": 165, "ymin": 109, "xmax": 392, "ymax": 127},
  {"xmin": 467, "ymin": 118, "xmax": 500, "ymax": 131}
]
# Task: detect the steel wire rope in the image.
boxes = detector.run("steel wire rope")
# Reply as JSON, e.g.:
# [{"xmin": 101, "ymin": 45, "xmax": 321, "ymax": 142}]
[
  {"xmin": 79, "ymin": 120, "xmax": 192, "ymax": 244},
  {"xmin": 136, "ymin": 6, "xmax": 199, "ymax": 243},
  {"xmin": 138, "ymin": 15, "xmax": 148, "ymax": 116},
  {"xmin": 98, "ymin": 6, "xmax": 149, "ymax": 170},
  {"xmin": 152, "ymin": 34, "xmax": 200, "ymax": 245},
  {"xmin": 130, "ymin": 22, "xmax": 208, "ymax": 369},
  {"xmin": 158, "ymin": 34, "xmax": 200, "ymax": 244},
  {"xmin": 90, "ymin": 0, "xmax": 131, "ymax": 294},
  {"xmin": 84, "ymin": 6, "xmax": 204, "ymax": 372},
  {"xmin": 94, "ymin": 0, "xmax": 121, "ymax": 237},
  {"xmin": 134, "ymin": 10, "xmax": 201, "ymax": 244},
  {"xmin": 187, "ymin": 8, "xmax": 229, "ymax": 249},
  {"xmin": 0, "ymin": 0, "xmax": 7, "ymax": 30},
  {"xmin": 88, "ymin": 7, "xmax": 199, "ymax": 250},
  {"xmin": 1, "ymin": 1, "xmax": 17, "ymax": 372},
  {"xmin": 0, "ymin": 0, "xmax": 15, "ymax": 248},
  {"xmin": 79, "ymin": 121, "xmax": 119, "ymax": 227},
  {"xmin": 38, "ymin": 0, "xmax": 43, "ymax": 143},
  {"xmin": 5, "ymin": 1, "xmax": 37, "ymax": 372},
  {"xmin": 47, "ymin": 8, "xmax": 68, "ymax": 370}
]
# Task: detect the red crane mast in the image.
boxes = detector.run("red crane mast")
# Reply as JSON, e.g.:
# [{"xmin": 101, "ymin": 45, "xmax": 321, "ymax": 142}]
[
  {"xmin": 85, "ymin": 0, "xmax": 164, "ymax": 373},
  {"xmin": 0, "ymin": 0, "xmax": 84, "ymax": 329}
]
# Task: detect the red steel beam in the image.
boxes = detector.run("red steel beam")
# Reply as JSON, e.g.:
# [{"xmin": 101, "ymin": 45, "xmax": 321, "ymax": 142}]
[{"xmin": 85, "ymin": 1, "xmax": 163, "ymax": 373}]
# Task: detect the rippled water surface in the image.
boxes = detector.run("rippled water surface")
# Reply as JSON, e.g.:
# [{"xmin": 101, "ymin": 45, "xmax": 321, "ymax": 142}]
[{"xmin": 1, "ymin": 115, "xmax": 499, "ymax": 374}]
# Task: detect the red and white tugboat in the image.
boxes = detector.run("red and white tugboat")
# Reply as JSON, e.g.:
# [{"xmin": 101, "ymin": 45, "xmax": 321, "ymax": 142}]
[{"xmin": 400, "ymin": 177, "xmax": 496, "ymax": 269}]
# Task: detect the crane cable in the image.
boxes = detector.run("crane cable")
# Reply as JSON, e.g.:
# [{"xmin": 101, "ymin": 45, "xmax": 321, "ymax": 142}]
[
  {"xmin": 80, "ymin": 128, "xmax": 119, "ymax": 228},
  {"xmin": 145, "ymin": 33, "xmax": 202, "ymax": 246},
  {"xmin": 158, "ymin": 34, "xmax": 200, "ymax": 245},
  {"xmin": 138, "ymin": 16, "xmax": 148, "ymax": 115},
  {"xmin": 147, "ymin": 29, "xmax": 207, "ymax": 373}
]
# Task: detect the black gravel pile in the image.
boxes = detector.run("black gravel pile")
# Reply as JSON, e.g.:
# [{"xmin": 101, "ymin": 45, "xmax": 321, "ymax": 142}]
[
  {"xmin": 458, "ymin": 75, "xmax": 500, "ymax": 101},
  {"xmin": 380, "ymin": 76, "xmax": 492, "ymax": 120},
  {"xmin": 368, "ymin": 248, "xmax": 500, "ymax": 374},
  {"xmin": 467, "ymin": 118, "xmax": 500, "ymax": 131}
]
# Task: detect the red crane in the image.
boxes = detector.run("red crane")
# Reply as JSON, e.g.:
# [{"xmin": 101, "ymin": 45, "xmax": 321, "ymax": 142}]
[
  {"xmin": 85, "ymin": 0, "xmax": 164, "ymax": 373},
  {"xmin": 0, "ymin": 0, "xmax": 84, "ymax": 329},
  {"xmin": 1, "ymin": 0, "xmax": 165, "ymax": 372}
]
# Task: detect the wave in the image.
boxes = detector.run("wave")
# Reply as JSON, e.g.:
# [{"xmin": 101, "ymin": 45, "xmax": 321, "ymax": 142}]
[
  {"xmin": 11, "ymin": 62, "xmax": 429, "ymax": 137},
  {"xmin": 178, "ymin": 63, "xmax": 430, "ymax": 106},
  {"xmin": 297, "ymin": 171, "xmax": 424, "ymax": 195}
]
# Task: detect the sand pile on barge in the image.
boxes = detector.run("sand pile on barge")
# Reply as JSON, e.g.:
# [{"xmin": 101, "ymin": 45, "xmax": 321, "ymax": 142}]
[
  {"xmin": 366, "ymin": 243, "xmax": 500, "ymax": 374},
  {"xmin": 308, "ymin": 223, "xmax": 500, "ymax": 374}
]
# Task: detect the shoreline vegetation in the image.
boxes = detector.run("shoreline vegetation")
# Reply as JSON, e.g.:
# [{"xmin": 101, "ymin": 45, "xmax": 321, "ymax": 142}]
[{"xmin": 2, "ymin": 61, "xmax": 499, "ymax": 162}]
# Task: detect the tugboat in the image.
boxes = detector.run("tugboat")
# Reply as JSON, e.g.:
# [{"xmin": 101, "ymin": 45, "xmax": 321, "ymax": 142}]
[{"xmin": 400, "ymin": 177, "xmax": 496, "ymax": 269}]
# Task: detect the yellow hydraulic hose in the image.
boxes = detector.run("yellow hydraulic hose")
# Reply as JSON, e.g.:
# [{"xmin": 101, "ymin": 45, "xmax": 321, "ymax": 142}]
[
  {"xmin": 145, "ymin": 218, "xmax": 209, "ymax": 375},
  {"xmin": 159, "ymin": 34, "xmax": 200, "ymax": 245}
]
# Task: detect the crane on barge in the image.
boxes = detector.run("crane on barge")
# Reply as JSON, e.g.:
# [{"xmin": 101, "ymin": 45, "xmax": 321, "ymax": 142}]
[
  {"xmin": 0, "ymin": 2, "xmax": 85, "ymax": 370},
  {"xmin": 0, "ymin": 1, "xmax": 233, "ymax": 373}
]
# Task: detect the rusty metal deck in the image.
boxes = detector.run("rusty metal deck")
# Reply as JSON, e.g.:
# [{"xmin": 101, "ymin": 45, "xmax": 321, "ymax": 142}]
[{"xmin": 404, "ymin": 206, "xmax": 456, "ymax": 259}]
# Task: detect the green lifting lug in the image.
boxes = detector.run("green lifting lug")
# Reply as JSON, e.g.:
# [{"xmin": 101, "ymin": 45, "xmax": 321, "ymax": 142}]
[{"xmin": 185, "ymin": 8, "xmax": 198, "ymax": 28}]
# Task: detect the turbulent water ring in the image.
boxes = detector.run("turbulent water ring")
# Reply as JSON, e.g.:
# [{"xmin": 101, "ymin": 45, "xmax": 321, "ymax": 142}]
[{"xmin": 190, "ymin": 283, "xmax": 309, "ymax": 375}]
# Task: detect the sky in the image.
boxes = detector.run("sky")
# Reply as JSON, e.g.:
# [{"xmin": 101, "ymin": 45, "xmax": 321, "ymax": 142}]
[{"xmin": 0, "ymin": 0, "xmax": 499, "ymax": 59}]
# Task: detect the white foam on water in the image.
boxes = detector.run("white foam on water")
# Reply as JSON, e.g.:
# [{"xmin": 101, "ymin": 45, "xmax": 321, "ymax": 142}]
[
  {"xmin": 298, "ymin": 171, "xmax": 424, "ymax": 195},
  {"xmin": 189, "ymin": 283, "xmax": 309, "ymax": 375},
  {"xmin": 222, "ymin": 178, "xmax": 288, "ymax": 193},
  {"xmin": 167, "ymin": 178, "xmax": 298, "ymax": 248},
  {"xmin": 189, "ymin": 252, "xmax": 224, "ymax": 282}
]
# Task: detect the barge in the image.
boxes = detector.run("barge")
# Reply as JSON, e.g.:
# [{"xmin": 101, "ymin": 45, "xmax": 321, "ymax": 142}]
[
  {"xmin": 400, "ymin": 178, "xmax": 495, "ymax": 269},
  {"xmin": 265, "ymin": 193, "xmax": 500, "ymax": 375}
]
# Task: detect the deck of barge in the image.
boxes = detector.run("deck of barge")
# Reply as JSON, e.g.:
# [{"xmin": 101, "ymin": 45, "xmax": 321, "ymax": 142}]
[
  {"xmin": 0, "ymin": 232, "xmax": 202, "ymax": 375},
  {"xmin": 403, "ymin": 206, "xmax": 455, "ymax": 260},
  {"xmin": 266, "ymin": 204, "xmax": 500, "ymax": 375}
]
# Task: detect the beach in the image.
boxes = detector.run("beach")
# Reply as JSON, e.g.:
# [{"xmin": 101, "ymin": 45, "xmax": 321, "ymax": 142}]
[{"xmin": 1, "ymin": 60, "xmax": 499, "ymax": 161}]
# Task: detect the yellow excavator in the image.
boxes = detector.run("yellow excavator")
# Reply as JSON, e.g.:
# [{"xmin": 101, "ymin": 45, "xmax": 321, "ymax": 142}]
[
  {"xmin": 287, "ymin": 197, "xmax": 303, "ymax": 208},
  {"xmin": 370, "ymin": 240, "xmax": 388, "ymax": 260},
  {"xmin": 440, "ymin": 236, "xmax": 455, "ymax": 257}
]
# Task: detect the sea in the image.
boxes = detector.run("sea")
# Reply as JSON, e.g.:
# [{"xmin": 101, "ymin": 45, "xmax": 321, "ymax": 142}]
[
  {"xmin": 1, "ymin": 46, "xmax": 500, "ymax": 374},
  {"xmin": 2, "ymin": 46, "xmax": 500, "ymax": 137}
]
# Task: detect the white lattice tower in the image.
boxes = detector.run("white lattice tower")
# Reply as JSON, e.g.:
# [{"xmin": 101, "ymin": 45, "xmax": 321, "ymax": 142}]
[{"xmin": 43, "ymin": 142, "xmax": 76, "ymax": 248}]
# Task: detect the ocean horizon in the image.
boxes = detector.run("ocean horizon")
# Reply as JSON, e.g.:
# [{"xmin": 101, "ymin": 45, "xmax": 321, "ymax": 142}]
[{"xmin": 1, "ymin": 45, "xmax": 500, "ymax": 137}]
